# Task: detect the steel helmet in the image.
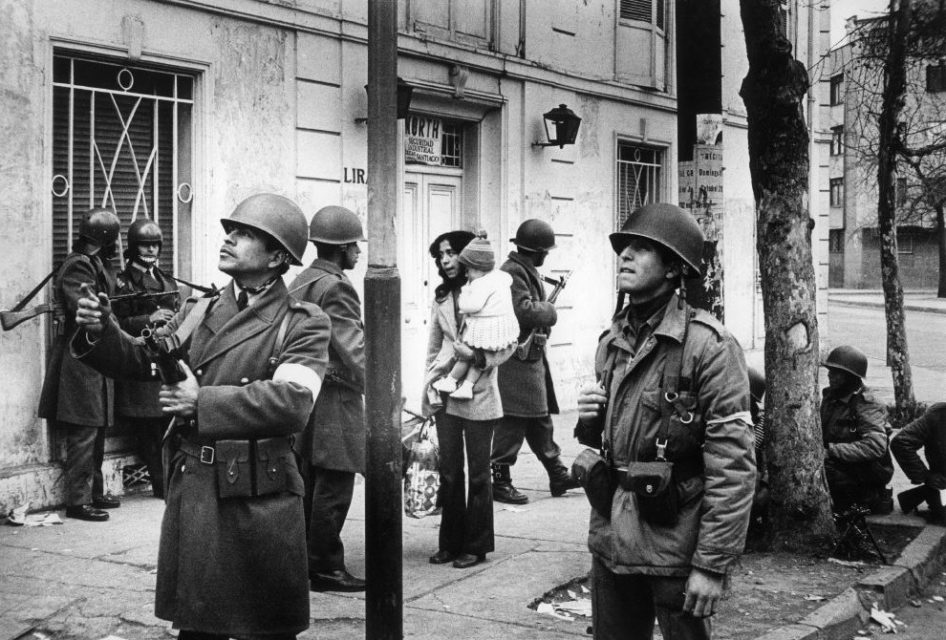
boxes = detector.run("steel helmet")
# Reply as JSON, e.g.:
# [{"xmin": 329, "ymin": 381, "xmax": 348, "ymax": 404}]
[
  {"xmin": 822, "ymin": 345, "xmax": 868, "ymax": 380},
  {"xmin": 609, "ymin": 203, "xmax": 704, "ymax": 276},
  {"xmin": 510, "ymin": 219, "xmax": 557, "ymax": 252},
  {"xmin": 221, "ymin": 193, "xmax": 308, "ymax": 265},
  {"xmin": 127, "ymin": 218, "xmax": 163, "ymax": 247},
  {"xmin": 78, "ymin": 208, "xmax": 120, "ymax": 252},
  {"xmin": 308, "ymin": 206, "xmax": 366, "ymax": 244}
]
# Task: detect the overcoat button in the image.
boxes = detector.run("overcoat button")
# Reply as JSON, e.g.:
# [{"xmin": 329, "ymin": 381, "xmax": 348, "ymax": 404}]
[{"xmin": 240, "ymin": 377, "xmax": 249, "ymax": 384}]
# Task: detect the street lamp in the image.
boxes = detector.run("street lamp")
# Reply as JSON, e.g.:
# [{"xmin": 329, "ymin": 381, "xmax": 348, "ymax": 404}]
[
  {"xmin": 533, "ymin": 104, "xmax": 582, "ymax": 148},
  {"xmin": 357, "ymin": 77, "xmax": 414, "ymax": 123}
]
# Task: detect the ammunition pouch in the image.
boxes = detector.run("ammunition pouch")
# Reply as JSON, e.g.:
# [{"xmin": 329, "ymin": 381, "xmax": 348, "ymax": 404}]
[
  {"xmin": 572, "ymin": 449, "xmax": 616, "ymax": 519},
  {"xmin": 621, "ymin": 460, "xmax": 679, "ymax": 527},
  {"xmin": 180, "ymin": 437, "xmax": 293, "ymax": 498}
]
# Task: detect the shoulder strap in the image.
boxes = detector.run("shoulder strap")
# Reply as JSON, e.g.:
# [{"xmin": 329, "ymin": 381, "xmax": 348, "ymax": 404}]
[
  {"xmin": 288, "ymin": 271, "xmax": 333, "ymax": 296},
  {"xmin": 267, "ymin": 304, "xmax": 294, "ymax": 376},
  {"xmin": 656, "ymin": 310, "xmax": 694, "ymax": 460},
  {"xmin": 164, "ymin": 296, "xmax": 214, "ymax": 351}
]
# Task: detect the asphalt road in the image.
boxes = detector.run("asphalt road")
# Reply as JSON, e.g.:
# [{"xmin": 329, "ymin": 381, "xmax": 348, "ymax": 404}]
[{"xmin": 825, "ymin": 302, "xmax": 946, "ymax": 405}]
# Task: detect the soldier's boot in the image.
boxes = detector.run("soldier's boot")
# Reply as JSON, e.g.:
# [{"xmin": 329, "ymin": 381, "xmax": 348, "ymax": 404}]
[
  {"xmin": 897, "ymin": 485, "xmax": 930, "ymax": 515},
  {"xmin": 546, "ymin": 458, "xmax": 580, "ymax": 497},
  {"xmin": 868, "ymin": 487, "xmax": 893, "ymax": 515},
  {"xmin": 492, "ymin": 464, "xmax": 529, "ymax": 504}
]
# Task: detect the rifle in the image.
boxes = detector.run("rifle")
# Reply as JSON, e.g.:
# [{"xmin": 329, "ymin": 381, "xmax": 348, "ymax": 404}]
[
  {"xmin": 0, "ymin": 269, "xmax": 58, "ymax": 331},
  {"xmin": 110, "ymin": 290, "xmax": 182, "ymax": 319},
  {"xmin": 140, "ymin": 327, "xmax": 188, "ymax": 384},
  {"xmin": 514, "ymin": 271, "xmax": 573, "ymax": 361}
]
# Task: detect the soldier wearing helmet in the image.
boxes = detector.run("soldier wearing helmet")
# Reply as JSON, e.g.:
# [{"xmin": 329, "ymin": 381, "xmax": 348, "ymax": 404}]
[
  {"xmin": 112, "ymin": 218, "xmax": 181, "ymax": 499},
  {"xmin": 73, "ymin": 193, "xmax": 331, "ymax": 638},
  {"xmin": 575, "ymin": 203, "xmax": 755, "ymax": 638},
  {"xmin": 492, "ymin": 218, "xmax": 578, "ymax": 505},
  {"xmin": 820, "ymin": 345, "xmax": 893, "ymax": 515},
  {"xmin": 38, "ymin": 208, "xmax": 122, "ymax": 523},
  {"xmin": 289, "ymin": 205, "xmax": 367, "ymax": 592}
]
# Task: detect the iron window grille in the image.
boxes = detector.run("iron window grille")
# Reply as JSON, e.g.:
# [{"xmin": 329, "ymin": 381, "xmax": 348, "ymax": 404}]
[{"xmin": 617, "ymin": 142, "xmax": 663, "ymax": 227}]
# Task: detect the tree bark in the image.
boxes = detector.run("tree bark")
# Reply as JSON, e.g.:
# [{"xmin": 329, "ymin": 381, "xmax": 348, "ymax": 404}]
[
  {"xmin": 937, "ymin": 204, "xmax": 946, "ymax": 297},
  {"xmin": 876, "ymin": 0, "xmax": 916, "ymax": 420},
  {"xmin": 739, "ymin": 0, "xmax": 835, "ymax": 551}
]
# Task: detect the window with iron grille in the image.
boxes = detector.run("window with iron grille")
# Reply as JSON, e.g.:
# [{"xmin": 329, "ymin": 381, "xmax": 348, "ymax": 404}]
[
  {"xmin": 616, "ymin": 142, "xmax": 663, "ymax": 227},
  {"xmin": 830, "ymin": 178, "xmax": 844, "ymax": 207},
  {"xmin": 896, "ymin": 177, "xmax": 908, "ymax": 208},
  {"xmin": 830, "ymin": 74, "xmax": 844, "ymax": 105},
  {"xmin": 440, "ymin": 121, "xmax": 463, "ymax": 168},
  {"xmin": 829, "ymin": 229, "xmax": 844, "ymax": 254},
  {"xmin": 830, "ymin": 126, "xmax": 844, "ymax": 155},
  {"xmin": 51, "ymin": 53, "xmax": 194, "ymax": 273},
  {"xmin": 620, "ymin": 0, "xmax": 665, "ymax": 30}
]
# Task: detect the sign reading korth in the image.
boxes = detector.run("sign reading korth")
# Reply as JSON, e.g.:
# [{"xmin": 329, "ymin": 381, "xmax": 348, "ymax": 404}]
[{"xmin": 405, "ymin": 115, "xmax": 442, "ymax": 165}]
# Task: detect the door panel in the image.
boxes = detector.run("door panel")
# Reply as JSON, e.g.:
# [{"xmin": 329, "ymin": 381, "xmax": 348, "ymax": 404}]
[{"xmin": 400, "ymin": 172, "xmax": 462, "ymax": 411}]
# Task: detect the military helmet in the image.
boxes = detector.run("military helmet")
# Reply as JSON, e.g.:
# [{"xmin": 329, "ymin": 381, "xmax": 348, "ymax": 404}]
[
  {"xmin": 78, "ymin": 208, "xmax": 120, "ymax": 252},
  {"xmin": 308, "ymin": 205, "xmax": 366, "ymax": 245},
  {"xmin": 127, "ymin": 218, "xmax": 163, "ymax": 247},
  {"xmin": 822, "ymin": 345, "xmax": 868, "ymax": 380},
  {"xmin": 510, "ymin": 219, "xmax": 556, "ymax": 252},
  {"xmin": 609, "ymin": 203, "xmax": 704, "ymax": 276},
  {"xmin": 221, "ymin": 193, "xmax": 308, "ymax": 265}
]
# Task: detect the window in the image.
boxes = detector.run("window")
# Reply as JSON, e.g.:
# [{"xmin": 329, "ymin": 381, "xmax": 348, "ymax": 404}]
[
  {"xmin": 620, "ymin": 0, "xmax": 665, "ymax": 31},
  {"xmin": 830, "ymin": 178, "xmax": 844, "ymax": 207},
  {"xmin": 830, "ymin": 74, "xmax": 844, "ymax": 105},
  {"xmin": 51, "ymin": 53, "xmax": 194, "ymax": 272},
  {"xmin": 616, "ymin": 142, "xmax": 663, "ymax": 227},
  {"xmin": 897, "ymin": 232, "xmax": 914, "ymax": 254},
  {"xmin": 896, "ymin": 177, "xmax": 908, "ymax": 208},
  {"xmin": 829, "ymin": 229, "xmax": 844, "ymax": 254},
  {"xmin": 830, "ymin": 126, "xmax": 844, "ymax": 156},
  {"xmin": 927, "ymin": 64, "xmax": 946, "ymax": 93},
  {"xmin": 404, "ymin": 114, "xmax": 463, "ymax": 168},
  {"xmin": 409, "ymin": 0, "xmax": 493, "ymax": 48}
]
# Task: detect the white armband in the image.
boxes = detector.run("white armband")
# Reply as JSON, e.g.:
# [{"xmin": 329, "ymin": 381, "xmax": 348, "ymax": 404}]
[{"xmin": 273, "ymin": 362, "xmax": 322, "ymax": 409}]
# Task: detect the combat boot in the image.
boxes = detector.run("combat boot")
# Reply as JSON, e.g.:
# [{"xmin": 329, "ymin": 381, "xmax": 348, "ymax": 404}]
[
  {"xmin": 868, "ymin": 487, "xmax": 893, "ymax": 515},
  {"xmin": 492, "ymin": 464, "xmax": 528, "ymax": 504},
  {"xmin": 546, "ymin": 458, "xmax": 580, "ymax": 497}
]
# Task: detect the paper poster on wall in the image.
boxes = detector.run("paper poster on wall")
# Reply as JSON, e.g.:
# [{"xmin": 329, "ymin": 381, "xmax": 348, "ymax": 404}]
[{"xmin": 405, "ymin": 115, "xmax": 443, "ymax": 165}]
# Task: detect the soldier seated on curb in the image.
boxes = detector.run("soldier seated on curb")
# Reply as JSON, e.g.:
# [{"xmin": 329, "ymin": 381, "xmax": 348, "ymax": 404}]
[
  {"xmin": 820, "ymin": 345, "xmax": 894, "ymax": 516},
  {"xmin": 891, "ymin": 403, "xmax": 946, "ymax": 525}
]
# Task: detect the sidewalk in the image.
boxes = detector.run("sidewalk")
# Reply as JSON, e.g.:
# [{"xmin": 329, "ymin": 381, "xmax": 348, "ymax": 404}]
[
  {"xmin": 2, "ymin": 414, "xmax": 945, "ymax": 640},
  {"xmin": 828, "ymin": 289, "xmax": 946, "ymax": 315}
]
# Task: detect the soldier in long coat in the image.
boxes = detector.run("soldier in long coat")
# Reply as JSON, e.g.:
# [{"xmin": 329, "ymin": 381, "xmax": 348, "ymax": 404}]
[
  {"xmin": 289, "ymin": 205, "xmax": 367, "ymax": 592},
  {"xmin": 492, "ymin": 219, "xmax": 577, "ymax": 504},
  {"xmin": 113, "ymin": 218, "xmax": 180, "ymax": 498},
  {"xmin": 73, "ymin": 194, "xmax": 329, "ymax": 640},
  {"xmin": 38, "ymin": 208, "xmax": 121, "ymax": 522}
]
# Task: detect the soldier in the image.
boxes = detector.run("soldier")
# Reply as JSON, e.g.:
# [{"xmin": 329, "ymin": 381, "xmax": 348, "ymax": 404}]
[
  {"xmin": 492, "ymin": 218, "xmax": 577, "ymax": 504},
  {"xmin": 73, "ymin": 193, "xmax": 330, "ymax": 639},
  {"xmin": 38, "ymin": 208, "xmax": 122, "ymax": 522},
  {"xmin": 112, "ymin": 218, "xmax": 180, "ymax": 498},
  {"xmin": 575, "ymin": 203, "xmax": 755, "ymax": 640},
  {"xmin": 891, "ymin": 403, "xmax": 946, "ymax": 524},
  {"xmin": 289, "ymin": 205, "xmax": 367, "ymax": 592},
  {"xmin": 820, "ymin": 345, "xmax": 894, "ymax": 514}
]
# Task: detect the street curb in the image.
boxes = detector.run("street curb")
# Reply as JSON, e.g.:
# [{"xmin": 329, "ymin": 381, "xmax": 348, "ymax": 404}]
[
  {"xmin": 828, "ymin": 297, "xmax": 946, "ymax": 315},
  {"xmin": 751, "ymin": 523, "xmax": 946, "ymax": 640}
]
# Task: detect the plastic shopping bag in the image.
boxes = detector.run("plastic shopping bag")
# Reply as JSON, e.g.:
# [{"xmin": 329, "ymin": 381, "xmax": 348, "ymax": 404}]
[{"xmin": 403, "ymin": 416, "xmax": 440, "ymax": 519}]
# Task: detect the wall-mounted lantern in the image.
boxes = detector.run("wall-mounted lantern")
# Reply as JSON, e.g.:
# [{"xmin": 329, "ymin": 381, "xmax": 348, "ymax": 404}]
[
  {"xmin": 357, "ymin": 77, "xmax": 414, "ymax": 123},
  {"xmin": 532, "ymin": 104, "xmax": 582, "ymax": 148}
]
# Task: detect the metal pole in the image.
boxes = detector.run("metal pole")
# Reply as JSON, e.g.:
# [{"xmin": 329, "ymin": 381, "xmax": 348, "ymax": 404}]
[{"xmin": 365, "ymin": 1, "xmax": 402, "ymax": 639}]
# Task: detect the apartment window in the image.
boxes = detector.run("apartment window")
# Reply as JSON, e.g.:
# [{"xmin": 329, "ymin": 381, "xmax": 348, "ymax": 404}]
[
  {"xmin": 898, "ymin": 232, "xmax": 914, "ymax": 254},
  {"xmin": 830, "ymin": 126, "xmax": 844, "ymax": 156},
  {"xmin": 927, "ymin": 64, "xmax": 946, "ymax": 93},
  {"xmin": 409, "ymin": 0, "xmax": 493, "ymax": 48},
  {"xmin": 51, "ymin": 53, "xmax": 194, "ymax": 271},
  {"xmin": 830, "ymin": 74, "xmax": 844, "ymax": 105},
  {"xmin": 829, "ymin": 229, "xmax": 844, "ymax": 254},
  {"xmin": 896, "ymin": 177, "xmax": 908, "ymax": 208},
  {"xmin": 620, "ymin": 0, "xmax": 666, "ymax": 31},
  {"xmin": 617, "ymin": 142, "xmax": 663, "ymax": 227},
  {"xmin": 830, "ymin": 178, "xmax": 844, "ymax": 207}
]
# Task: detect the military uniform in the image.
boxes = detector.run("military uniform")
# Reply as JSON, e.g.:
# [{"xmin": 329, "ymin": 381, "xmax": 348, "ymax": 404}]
[
  {"xmin": 584, "ymin": 294, "xmax": 755, "ymax": 640},
  {"xmin": 493, "ymin": 251, "xmax": 569, "ymax": 490},
  {"xmin": 289, "ymin": 258, "xmax": 366, "ymax": 578},
  {"xmin": 821, "ymin": 384, "xmax": 893, "ymax": 511},
  {"xmin": 113, "ymin": 263, "xmax": 180, "ymax": 497},
  {"xmin": 38, "ymin": 251, "xmax": 116, "ymax": 509},
  {"xmin": 74, "ymin": 280, "xmax": 329, "ymax": 637}
]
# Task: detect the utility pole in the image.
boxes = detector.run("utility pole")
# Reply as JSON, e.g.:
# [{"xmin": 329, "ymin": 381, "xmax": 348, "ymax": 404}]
[{"xmin": 365, "ymin": 1, "xmax": 402, "ymax": 639}]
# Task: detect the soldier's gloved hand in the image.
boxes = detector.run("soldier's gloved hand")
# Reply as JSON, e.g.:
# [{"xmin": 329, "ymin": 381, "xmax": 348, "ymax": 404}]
[
  {"xmin": 76, "ymin": 283, "xmax": 111, "ymax": 337},
  {"xmin": 684, "ymin": 567, "xmax": 724, "ymax": 618},
  {"xmin": 149, "ymin": 308, "xmax": 175, "ymax": 325},
  {"xmin": 159, "ymin": 362, "xmax": 199, "ymax": 418},
  {"xmin": 577, "ymin": 382, "xmax": 607, "ymax": 424}
]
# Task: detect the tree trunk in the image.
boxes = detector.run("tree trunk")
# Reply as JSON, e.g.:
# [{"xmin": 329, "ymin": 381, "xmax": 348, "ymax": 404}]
[
  {"xmin": 739, "ymin": 0, "xmax": 835, "ymax": 551},
  {"xmin": 937, "ymin": 204, "xmax": 946, "ymax": 297},
  {"xmin": 876, "ymin": 0, "xmax": 916, "ymax": 421}
]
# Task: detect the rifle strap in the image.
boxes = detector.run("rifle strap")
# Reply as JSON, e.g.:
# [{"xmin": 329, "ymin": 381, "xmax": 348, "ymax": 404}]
[
  {"xmin": 167, "ymin": 296, "xmax": 215, "ymax": 350},
  {"xmin": 11, "ymin": 269, "xmax": 57, "ymax": 312}
]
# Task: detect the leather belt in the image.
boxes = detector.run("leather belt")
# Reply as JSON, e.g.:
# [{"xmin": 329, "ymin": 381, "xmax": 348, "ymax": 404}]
[
  {"xmin": 609, "ymin": 461, "xmax": 703, "ymax": 486},
  {"xmin": 178, "ymin": 439, "xmax": 217, "ymax": 465}
]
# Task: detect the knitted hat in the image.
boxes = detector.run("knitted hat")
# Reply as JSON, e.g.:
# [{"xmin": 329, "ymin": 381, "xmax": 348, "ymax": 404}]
[{"xmin": 459, "ymin": 233, "xmax": 495, "ymax": 271}]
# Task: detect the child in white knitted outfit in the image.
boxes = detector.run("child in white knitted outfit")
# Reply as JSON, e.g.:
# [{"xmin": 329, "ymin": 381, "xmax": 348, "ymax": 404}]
[{"xmin": 431, "ymin": 233, "xmax": 519, "ymax": 400}]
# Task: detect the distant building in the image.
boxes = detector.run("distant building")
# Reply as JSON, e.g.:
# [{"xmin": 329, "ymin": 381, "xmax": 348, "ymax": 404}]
[
  {"xmin": 0, "ymin": 0, "xmax": 830, "ymax": 510},
  {"xmin": 826, "ymin": 14, "xmax": 945, "ymax": 290}
]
